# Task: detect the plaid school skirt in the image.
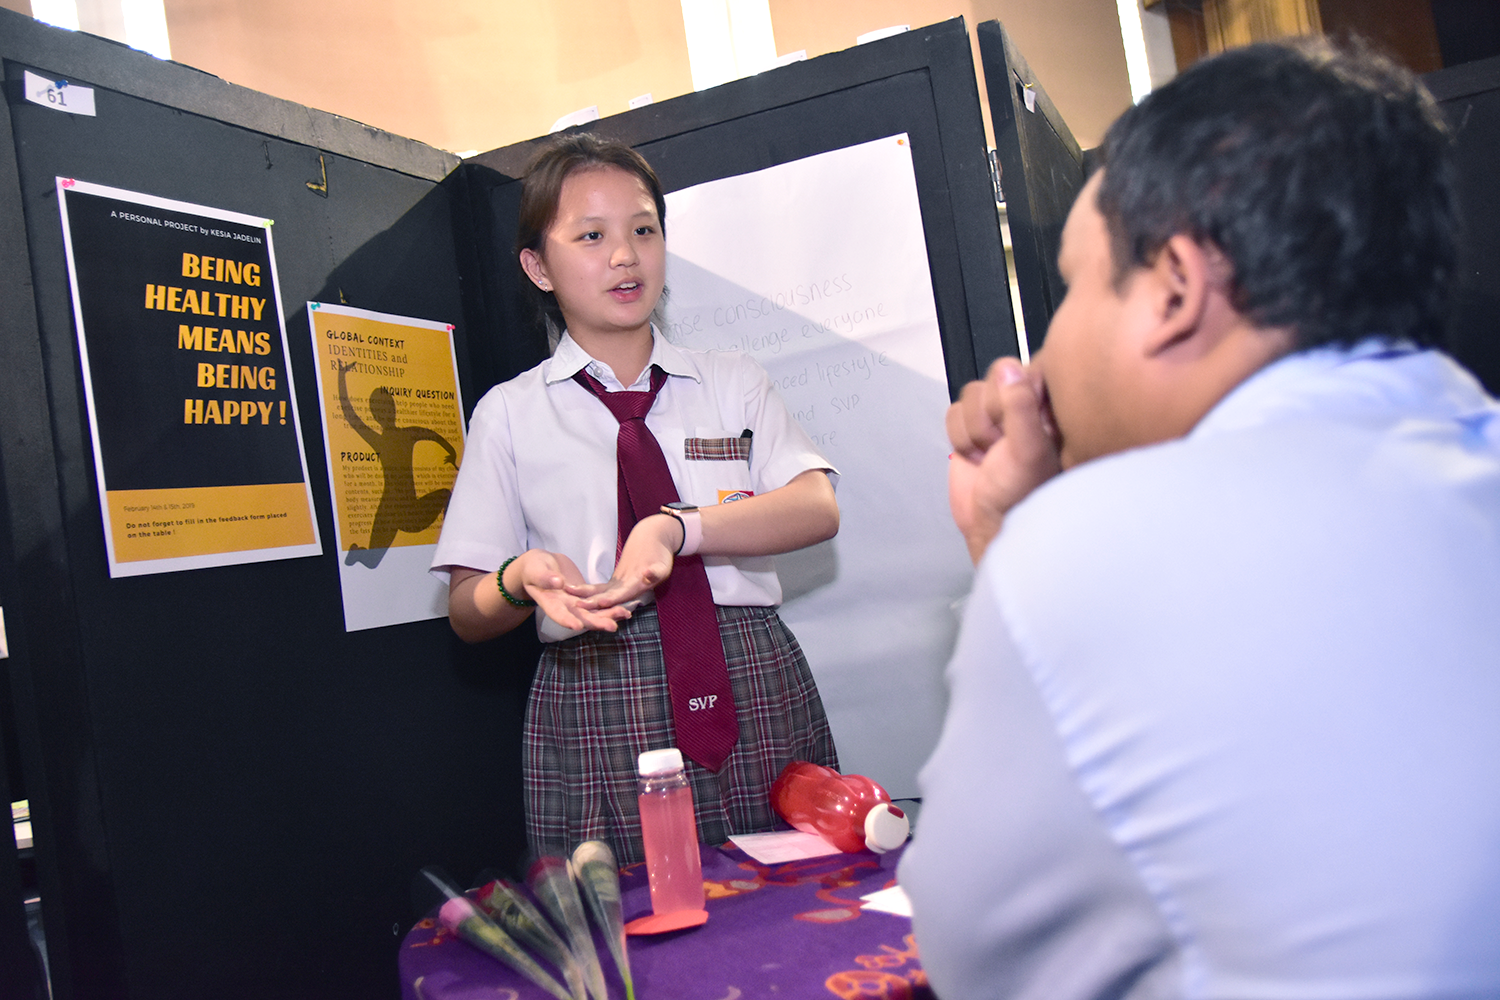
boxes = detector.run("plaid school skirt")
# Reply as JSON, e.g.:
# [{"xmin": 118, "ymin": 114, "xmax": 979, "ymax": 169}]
[{"xmin": 524, "ymin": 604, "xmax": 839, "ymax": 865}]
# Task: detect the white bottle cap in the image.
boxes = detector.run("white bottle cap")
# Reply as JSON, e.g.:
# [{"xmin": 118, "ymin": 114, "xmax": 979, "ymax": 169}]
[
  {"xmin": 637, "ymin": 747, "xmax": 684, "ymax": 776},
  {"xmin": 863, "ymin": 803, "xmax": 911, "ymax": 853}
]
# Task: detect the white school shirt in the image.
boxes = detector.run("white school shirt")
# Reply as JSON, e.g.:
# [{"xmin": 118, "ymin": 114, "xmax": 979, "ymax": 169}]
[
  {"xmin": 432, "ymin": 330, "xmax": 837, "ymax": 641},
  {"xmin": 900, "ymin": 343, "xmax": 1500, "ymax": 999}
]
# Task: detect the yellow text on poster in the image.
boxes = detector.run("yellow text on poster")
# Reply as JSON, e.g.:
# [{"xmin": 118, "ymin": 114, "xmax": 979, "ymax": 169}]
[
  {"xmin": 108, "ymin": 483, "xmax": 317, "ymax": 562},
  {"xmin": 314, "ymin": 313, "xmax": 463, "ymax": 559}
]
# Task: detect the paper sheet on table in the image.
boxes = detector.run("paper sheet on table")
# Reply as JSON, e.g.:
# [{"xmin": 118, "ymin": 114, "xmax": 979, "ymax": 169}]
[
  {"xmin": 728, "ymin": 830, "xmax": 844, "ymax": 864},
  {"xmin": 859, "ymin": 885, "xmax": 912, "ymax": 918}
]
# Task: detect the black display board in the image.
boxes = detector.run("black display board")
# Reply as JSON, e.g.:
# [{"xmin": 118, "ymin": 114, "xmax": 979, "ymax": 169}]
[
  {"xmin": 0, "ymin": 11, "xmax": 538, "ymax": 999},
  {"xmin": 0, "ymin": 11, "xmax": 1028, "ymax": 1000},
  {"xmin": 978, "ymin": 19, "xmax": 1086, "ymax": 352},
  {"xmin": 0, "ymin": 469, "xmax": 43, "ymax": 1000},
  {"xmin": 0, "ymin": 47, "xmax": 48, "ymax": 997},
  {"xmin": 1425, "ymin": 54, "xmax": 1500, "ymax": 394},
  {"xmin": 459, "ymin": 16, "xmax": 1017, "ymax": 395}
]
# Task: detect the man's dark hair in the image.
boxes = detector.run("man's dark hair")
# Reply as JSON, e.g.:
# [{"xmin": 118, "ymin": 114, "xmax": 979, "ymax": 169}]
[
  {"xmin": 1096, "ymin": 38, "xmax": 1456, "ymax": 350},
  {"xmin": 515, "ymin": 132, "xmax": 667, "ymax": 337}
]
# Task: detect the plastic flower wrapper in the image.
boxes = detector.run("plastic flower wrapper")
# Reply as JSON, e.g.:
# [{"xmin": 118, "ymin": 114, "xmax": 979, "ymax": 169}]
[
  {"xmin": 571, "ymin": 840, "xmax": 636, "ymax": 1000},
  {"xmin": 528, "ymin": 853, "xmax": 608, "ymax": 1000},
  {"xmin": 474, "ymin": 869, "xmax": 588, "ymax": 1000},
  {"xmin": 415, "ymin": 866, "xmax": 574, "ymax": 1000}
]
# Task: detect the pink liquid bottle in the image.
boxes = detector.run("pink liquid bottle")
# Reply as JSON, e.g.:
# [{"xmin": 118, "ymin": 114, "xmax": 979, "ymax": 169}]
[
  {"xmin": 771, "ymin": 761, "xmax": 911, "ymax": 854},
  {"xmin": 636, "ymin": 748, "xmax": 706, "ymax": 917}
]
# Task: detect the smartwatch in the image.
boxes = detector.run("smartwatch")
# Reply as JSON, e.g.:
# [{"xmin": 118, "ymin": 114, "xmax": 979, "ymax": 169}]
[{"xmin": 659, "ymin": 502, "xmax": 702, "ymax": 557}]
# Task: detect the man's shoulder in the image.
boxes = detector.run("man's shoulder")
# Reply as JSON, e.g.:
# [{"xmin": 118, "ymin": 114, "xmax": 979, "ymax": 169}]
[
  {"xmin": 982, "ymin": 363, "xmax": 1500, "ymax": 668},
  {"xmin": 1003, "ymin": 346, "xmax": 1500, "ymax": 561},
  {"xmin": 997, "ymin": 433, "xmax": 1250, "ymax": 551},
  {"xmin": 984, "ymin": 415, "xmax": 1371, "ymax": 614}
]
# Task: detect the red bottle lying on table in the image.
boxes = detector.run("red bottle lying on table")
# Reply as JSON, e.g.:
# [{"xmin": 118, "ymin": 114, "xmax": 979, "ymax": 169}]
[{"xmin": 770, "ymin": 761, "xmax": 911, "ymax": 854}]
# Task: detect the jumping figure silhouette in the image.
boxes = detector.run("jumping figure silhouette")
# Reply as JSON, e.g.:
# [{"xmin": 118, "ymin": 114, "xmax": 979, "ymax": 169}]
[{"xmin": 338, "ymin": 359, "xmax": 457, "ymax": 568}]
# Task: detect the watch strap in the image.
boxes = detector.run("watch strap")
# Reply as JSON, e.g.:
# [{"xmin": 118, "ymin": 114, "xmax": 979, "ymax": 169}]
[{"xmin": 660, "ymin": 504, "xmax": 703, "ymax": 557}]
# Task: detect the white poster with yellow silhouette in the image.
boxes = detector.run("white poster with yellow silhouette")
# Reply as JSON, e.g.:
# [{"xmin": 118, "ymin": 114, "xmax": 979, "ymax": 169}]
[{"xmin": 307, "ymin": 303, "xmax": 464, "ymax": 631}]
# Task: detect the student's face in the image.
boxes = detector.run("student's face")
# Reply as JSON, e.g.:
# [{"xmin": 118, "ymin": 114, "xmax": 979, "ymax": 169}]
[
  {"xmin": 525, "ymin": 165, "xmax": 665, "ymax": 342},
  {"xmin": 1034, "ymin": 172, "xmax": 1162, "ymax": 468}
]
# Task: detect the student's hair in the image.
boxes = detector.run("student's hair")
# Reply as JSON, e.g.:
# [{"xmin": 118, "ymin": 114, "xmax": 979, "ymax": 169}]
[
  {"xmin": 1095, "ymin": 37, "xmax": 1456, "ymax": 350},
  {"xmin": 515, "ymin": 132, "xmax": 668, "ymax": 341}
]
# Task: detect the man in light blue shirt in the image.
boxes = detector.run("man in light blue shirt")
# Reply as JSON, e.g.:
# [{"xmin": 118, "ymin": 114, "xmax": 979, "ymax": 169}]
[{"xmin": 900, "ymin": 40, "xmax": 1500, "ymax": 999}]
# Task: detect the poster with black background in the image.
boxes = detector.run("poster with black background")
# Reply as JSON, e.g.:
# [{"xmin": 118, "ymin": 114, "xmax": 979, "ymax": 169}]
[{"xmin": 57, "ymin": 178, "xmax": 321, "ymax": 577}]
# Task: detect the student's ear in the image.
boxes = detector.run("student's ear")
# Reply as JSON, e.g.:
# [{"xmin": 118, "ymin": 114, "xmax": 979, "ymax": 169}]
[
  {"xmin": 1142, "ymin": 233, "xmax": 1216, "ymax": 358},
  {"xmin": 519, "ymin": 247, "xmax": 552, "ymax": 292}
]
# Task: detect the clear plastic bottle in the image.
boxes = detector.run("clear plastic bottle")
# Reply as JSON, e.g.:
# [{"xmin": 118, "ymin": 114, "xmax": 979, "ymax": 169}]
[
  {"xmin": 771, "ymin": 760, "xmax": 910, "ymax": 854},
  {"xmin": 637, "ymin": 748, "xmax": 706, "ymax": 915}
]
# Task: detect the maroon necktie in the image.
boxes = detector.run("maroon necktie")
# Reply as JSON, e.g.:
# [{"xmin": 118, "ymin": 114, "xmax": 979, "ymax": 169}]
[{"xmin": 574, "ymin": 366, "xmax": 739, "ymax": 772}]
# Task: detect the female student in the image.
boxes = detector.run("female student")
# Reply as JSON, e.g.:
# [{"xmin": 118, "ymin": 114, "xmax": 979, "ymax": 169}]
[{"xmin": 432, "ymin": 133, "xmax": 841, "ymax": 864}]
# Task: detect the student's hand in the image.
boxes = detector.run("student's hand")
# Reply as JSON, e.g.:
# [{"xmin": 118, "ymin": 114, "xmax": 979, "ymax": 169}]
[
  {"xmin": 568, "ymin": 513, "xmax": 681, "ymax": 610},
  {"xmin": 516, "ymin": 549, "xmax": 633, "ymax": 632},
  {"xmin": 947, "ymin": 357, "xmax": 1061, "ymax": 564}
]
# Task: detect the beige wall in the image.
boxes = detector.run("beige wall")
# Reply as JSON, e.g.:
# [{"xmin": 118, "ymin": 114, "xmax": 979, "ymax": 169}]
[
  {"xmin": 2, "ymin": 0, "xmax": 33, "ymax": 16},
  {"xmin": 771, "ymin": 0, "xmax": 1132, "ymax": 150},
  {"xmin": 164, "ymin": 0, "xmax": 695, "ymax": 155},
  {"xmin": 158, "ymin": 1, "xmax": 1129, "ymax": 156}
]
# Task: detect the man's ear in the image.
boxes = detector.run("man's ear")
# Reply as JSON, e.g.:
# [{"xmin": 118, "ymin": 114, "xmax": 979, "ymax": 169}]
[
  {"xmin": 1142, "ymin": 233, "xmax": 1216, "ymax": 358},
  {"xmin": 519, "ymin": 247, "xmax": 551, "ymax": 292}
]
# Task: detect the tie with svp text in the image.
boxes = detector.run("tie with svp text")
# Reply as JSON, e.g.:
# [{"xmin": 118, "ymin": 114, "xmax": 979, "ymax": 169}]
[{"xmin": 574, "ymin": 366, "xmax": 739, "ymax": 772}]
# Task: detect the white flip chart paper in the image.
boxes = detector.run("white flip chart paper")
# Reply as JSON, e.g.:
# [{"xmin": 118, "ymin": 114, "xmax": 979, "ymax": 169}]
[{"xmin": 663, "ymin": 135, "xmax": 973, "ymax": 796}]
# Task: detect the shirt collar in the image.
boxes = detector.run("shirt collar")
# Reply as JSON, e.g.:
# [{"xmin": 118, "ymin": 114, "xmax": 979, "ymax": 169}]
[
  {"xmin": 543, "ymin": 326, "xmax": 700, "ymax": 390},
  {"xmin": 1191, "ymin": 338, "xmax": 1491, "ymax": 439}
]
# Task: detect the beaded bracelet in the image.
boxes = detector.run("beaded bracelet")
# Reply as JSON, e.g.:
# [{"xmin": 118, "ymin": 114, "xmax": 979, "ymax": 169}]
[{"xmin": 496, "ymin": 555, "xmax": 536, "ymax": 607}]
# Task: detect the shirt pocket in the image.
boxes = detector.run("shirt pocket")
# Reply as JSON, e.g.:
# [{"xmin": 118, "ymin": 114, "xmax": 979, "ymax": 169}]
[{"xmin": 684, "ymin": 435, "xmax": 751, "ymax": 463}]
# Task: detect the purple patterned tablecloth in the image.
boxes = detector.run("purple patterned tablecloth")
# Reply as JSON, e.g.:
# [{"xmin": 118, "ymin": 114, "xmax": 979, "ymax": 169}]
[{"xmin": 399, "ymin": 843, "xmax": 931, "ymax": 1000}]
